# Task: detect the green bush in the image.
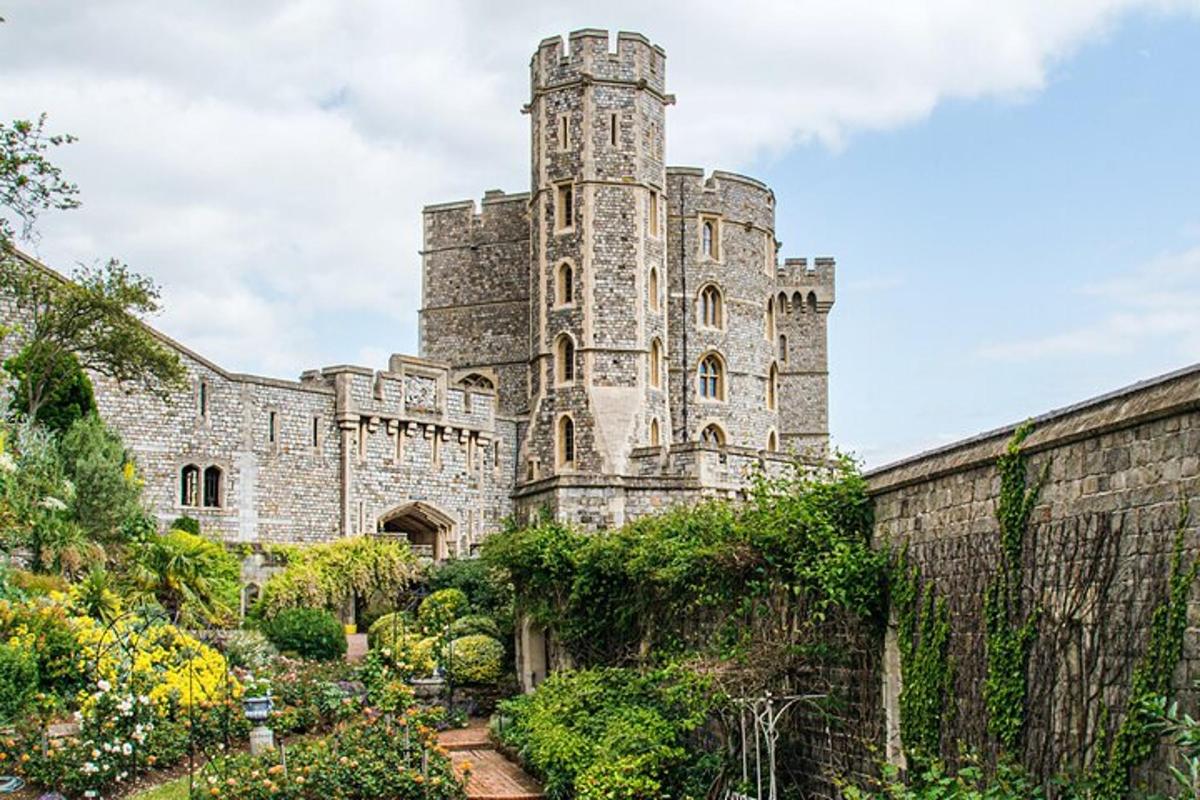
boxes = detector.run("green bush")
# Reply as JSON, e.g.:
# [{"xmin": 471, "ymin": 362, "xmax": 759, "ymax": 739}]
[
  {"xmin": 219, "ymin": 629, "xmax": 277, "ymax": 671},
  {"xmin": 367, "ymin": 610, "xmax": 417, "ymax": 650},
  {"xmin": 449, "ymin": 613, "xmax": 501, "ymax": 640},
  {"xmin": 445, "ymin": 634, "xmax": 504, "ymax": 685},
  {"xmin": 169, "ymin": 515, "xmax": 201, "ymax": 535},
  {"xmin": 0, "ymin": 640, "xmax": 37, "ymax": 723},
  {"xmin": 428, "ymin": 557, "xmax": 514, "ymax": 623},
  {"xmin": 263, "ymin": 607, "xmax": 347, "ymax": 661},
  {"xmin": 496, "ymin": 666, "xmax": 719, "ymax": 800},
  {"xmin": 131, "ymin": 529, "xmax": 240, "ymax": 626},
  {"xmin": 5, "ymin": 343, "xmax": 95, "ymax": 435},
  {"xmin": 59, "ymin": 413, "xmax": 143, "ymax": 544},
  {"xmin": 418, "ymin": 587, "xmax": 468, "ymax": 634}
]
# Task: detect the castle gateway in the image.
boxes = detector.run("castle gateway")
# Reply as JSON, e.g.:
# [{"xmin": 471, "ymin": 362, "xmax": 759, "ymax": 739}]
[{"xmin": 2, "ymin": 30, "xmax": 835, "ymax": 555}]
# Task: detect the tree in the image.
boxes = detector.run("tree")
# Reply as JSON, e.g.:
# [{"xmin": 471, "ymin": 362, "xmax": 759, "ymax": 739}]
[
  {"xmin": 0, "ymin": 114, "xmax": 79, "ymax": 247},
  {"xmin": 5, "ymin": 342, "xmax": 95, "ymax": 433},
  {"xmin": 129, "ymin": 529, "xmax": 240, "ymax": 626},
  {"xmin": 0, "ymin": 257, "xmax": 187, "ymax": 420},
  {"xmin": 59, "ymin": 413, "xmax": 142, "ymax": 544}
]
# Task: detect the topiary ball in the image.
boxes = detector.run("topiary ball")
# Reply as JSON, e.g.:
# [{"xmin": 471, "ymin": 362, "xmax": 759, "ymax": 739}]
[
  {"xmin": 448, "ymin": 614, "xmax": 501, "ymax": 640},
  {"xmin": 444, "ymin": 634, "xmax": 504, "ymax": 685}
]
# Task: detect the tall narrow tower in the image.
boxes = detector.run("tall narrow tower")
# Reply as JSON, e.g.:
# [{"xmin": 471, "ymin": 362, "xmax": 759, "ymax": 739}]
[{"xmin": 524, "ymin": 30, "xmax": 672, "ymax": 481}]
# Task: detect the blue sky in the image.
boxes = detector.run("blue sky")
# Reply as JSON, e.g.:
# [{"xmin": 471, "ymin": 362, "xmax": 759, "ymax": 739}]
[
  {"xmin": 770, "ymin": 12, "xmax": 1200, "ymax": 464},
  {"xmin": 1, "ymin": 2, "xmax": 1198, "ymax": 467}
]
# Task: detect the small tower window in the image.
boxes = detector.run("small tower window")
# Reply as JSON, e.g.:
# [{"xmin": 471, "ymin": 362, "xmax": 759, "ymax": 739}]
[
  {"xmin": 311, "ymin": 416, "xmax": 321, "ymax": 448},
  {"xmin": 700, "ymin": 423, "xmax": 725, "ymax": 446},
  {"xmin": 778, "ymin": 334, "xmax": 788, "ymax": 363},
  {"xmin": 557, "ymin": 415, "xmax": 575, "ymax": 468},
  {"xmin": 558, "ymin": 114, "xmax": 569, "ymax": 150},
  {"xmin": 555, "ymin": 334, "xmax": 576, "ymax": 385},
  {"xmin": 766, "ymin": 297, "xmax": 776, "ymax": 340},
  {"xmin": 202, "ymin": 466, "xmax": 222, "ymax": 508},
  {"xmin": 698, "ymin": 353, "xmax": 724, "ymax": 400},
  {"xmin": 555, "ymin": 183, "xmax": 574, "ymax": 232},
  {"xmin": 650, "ymin": 338, "xmax": 663, "ymax": 388},
  {"xmin": 198, "ymin": 381, "xmax": 209, "ymax": 419},
  {"xmin": 648, "ymin": 267, "xmax": 660, "ymax": 311},
  {"xmin": 180, "ymin": 464, "xmax": 200, "ymax": 507},
  {"xmin": 699, "ymin": 285, "xmax": 723, "ymax": 329},
  {"xmin": 807, "ymin": 291, "xmax": 818, "ymax": 313},
  {"xmin": 700, "ymin": 216, "xmax": 720, "ymax": 259},
  {"xmin": 767, "ymin": 363, "xmax": 779, "ymax": 410},
  {"xmin": 767, "ymin": 430, "xmax": 779, "ymax": 452},
  {"xmin": 649, "ymin": 418, "xmax": 661, "ymax": 447},
  {"xmin": 648, "ymin": 190, "xmax": 659, "ymax": 237},
  {"xmin": 556, "ymin": 261, "xmax": 574, "ymax": 306},
  {"xmin": 268, "ymin": 411, "xmax": 279, "ymax": 445},
  {"xmin": 610, "ymin": 112, "xmax": 619, "ymax": 147}
]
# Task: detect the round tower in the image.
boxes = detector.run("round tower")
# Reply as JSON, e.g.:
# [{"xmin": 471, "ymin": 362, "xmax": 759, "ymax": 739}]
[{"xmin": 523, "ymin": 29, "xmax": 672, "ymax": 480}]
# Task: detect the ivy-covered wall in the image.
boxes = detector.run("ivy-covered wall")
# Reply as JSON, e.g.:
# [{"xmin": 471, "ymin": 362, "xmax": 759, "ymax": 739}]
[{"xmin": 867, "ymin": 363, "xmax": 1200, "ymax": 793}]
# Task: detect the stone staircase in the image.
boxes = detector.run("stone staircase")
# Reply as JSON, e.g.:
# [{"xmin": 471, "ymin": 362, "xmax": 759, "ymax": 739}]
[{"xmin": 440, "ymin": 720, "xmax": 544, "ymax": 800}]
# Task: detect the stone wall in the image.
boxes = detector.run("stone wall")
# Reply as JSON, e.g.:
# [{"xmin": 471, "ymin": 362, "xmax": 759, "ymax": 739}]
[{"xmin": 866, "ymin": 363, "xmax": 1200, "ymax": 788}]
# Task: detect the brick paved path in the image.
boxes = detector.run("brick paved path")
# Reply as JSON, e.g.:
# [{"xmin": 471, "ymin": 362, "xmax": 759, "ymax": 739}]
[{"xmin": 440, "ymin": 719, "xmax": 544, "ymax": 799}]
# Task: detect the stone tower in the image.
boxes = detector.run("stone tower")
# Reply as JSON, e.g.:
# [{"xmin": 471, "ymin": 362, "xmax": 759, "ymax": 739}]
[{"xmin": 524, "ymin": 30, "xmax": 672, "ymax": 480}]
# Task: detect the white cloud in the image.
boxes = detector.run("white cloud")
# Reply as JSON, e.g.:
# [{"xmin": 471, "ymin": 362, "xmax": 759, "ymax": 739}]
[
  {"xmin": 979, "ymin": 246, "xmax": 1200, "ymax": 361},
  {"xmin": 1, "ymin": 0, "xmax": 1197, "ymax": 377}
]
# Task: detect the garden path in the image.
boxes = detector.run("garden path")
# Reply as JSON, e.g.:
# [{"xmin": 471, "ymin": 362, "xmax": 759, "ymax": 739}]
[{"xmin": 440, "ymin": 719, "xmax": 544, "ymax": 800}]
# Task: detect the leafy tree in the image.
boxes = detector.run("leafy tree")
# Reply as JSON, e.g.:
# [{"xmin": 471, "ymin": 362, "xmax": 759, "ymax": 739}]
[
  {"xmin": 0, "ymin": 257, "xmax": 187, "ymax": 420},
  {"xmin": 0, "ymin": 113, "xmax": 79, "ymax": 247},
  {"xmin": 5, "ymin": 341, "xmax": 95, "ymax": 433},
  {"xmin": 129, "ymin": 529, "xmax": 240, "ymax": 626},
  {"xmin": 59, "ymin": 413, "xmax": 142, "ymax": 543}
]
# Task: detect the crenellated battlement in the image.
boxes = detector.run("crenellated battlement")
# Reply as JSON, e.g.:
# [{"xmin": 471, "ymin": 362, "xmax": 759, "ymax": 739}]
[
  {"xmin": 775, "ymin": 257, "xmax": 836, "ymax": 311},
  {"xmin": 421, "ymin": 189, "xmax": 529, "ymax": 251},
  {"xmin": 531, "ymin": 29, "xmax": 666, "ymax": 95}
]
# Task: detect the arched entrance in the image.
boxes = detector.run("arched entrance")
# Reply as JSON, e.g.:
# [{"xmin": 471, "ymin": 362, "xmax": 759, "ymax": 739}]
[{"xmin": 377, "ymin": 501, "xmax": 456, "ymax": 561}]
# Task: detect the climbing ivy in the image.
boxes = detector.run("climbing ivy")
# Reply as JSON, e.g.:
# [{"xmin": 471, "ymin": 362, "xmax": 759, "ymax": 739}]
[
  {"xmin": 983, "ymin": 422, "xmax": 1046, "ymax": 754},
  {"xmin": 1086, "ymin": 502, "xmax": 1199, "ymax": 799},
  {"xmin": 891, "ymin": 547, "xmax": 953, "ymax": 767}
]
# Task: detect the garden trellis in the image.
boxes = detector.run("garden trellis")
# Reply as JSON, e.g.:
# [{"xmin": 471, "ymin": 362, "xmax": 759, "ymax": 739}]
[{"xmin": 730, "ymin": 691, "xmax": 825, "ymax": 800}]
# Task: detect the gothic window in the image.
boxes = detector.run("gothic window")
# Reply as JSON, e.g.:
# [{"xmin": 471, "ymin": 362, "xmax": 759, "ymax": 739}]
[
  {"xmin": 555, "ymin": 183, "xmax": 574, "ymax": 232},
  {"xmin": 698, "ymin": 353, "xmax": 724, "ymax": 400},
  {"xmin": 649, "ymin": 338, "xmax": 663, "ymax": 388},
  {"xmin": 180, "ymin": 464, "xmax": 200, "ymax": 507},
  {"xmin": 767, "ymin": 363, "xmax": 779, "ymax": 410},
  {"xmin": 557, "ymin": 415, "xmax": 575, "ymax": 468},
  {"xmin": 556, "ymin": 261, "xmax": 574, "ymax": 306},
  {"xmin": 202, "ymin": 466, "xmax": 222, "ymax": 508},
  {"xmin": 700, "ymin": 216, "xmax": 720, "ymax": 259},
  {"xmin": 555, "ymin": 334, "xmax": 576, "ymax": 385},
  {"xmin": 649, "ymin": 418, "xmax": 661, "ymax": 447},
  {"xmin": 460, "ymin": 373, "xmax": 495, "ymax": 390},
  {"xmin": 648, "ymin": 267, "xmax": 660, "ymax": 311},
  {"xmin": 766, "ymin": 297, "xmax": 776, "ymax": 339},
  {"xmin": 767, "ymin": 430, "xmax": 779, "ymax": 452},
  {"xmin": 700, "ymin": 423, "xmax": 725, "ymax": 446},
  {"xmin": 807, "ymin": 291, "xmax": 818, "ymax": 313},
  {"xmin": 778, "ymin": 334, "xmax": 788, "ymax": 363},
  {"xmin": 699, "ymin": 285, "xmax": 723, "ymax": 329}
]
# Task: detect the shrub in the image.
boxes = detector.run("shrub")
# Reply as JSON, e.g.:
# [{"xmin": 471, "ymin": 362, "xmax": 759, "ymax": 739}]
[
  {"xmin": 8, "ymin": 568, "xmax": 68, "ymax": 596},
  {"xmin": 169, "ymin": 515, "xmax": 201, "ymax": 535},
  {"xmin": 0, "ymin": 640, "xmax": 37, "ymax": 723},
  {"xmin": 130, "ymin": 529, "xmax": 240, "ymax": 626},
  {"xmin": 496, "ymin": 666, "xmax": 720, "ymax": 800},
  {"xmin": 445, "ymin": 634, "xmax": 504, "ymax": 685},
  {"xmin": 367, "ymin": 610, "xmax": 417, "ymax": 650},
  {"xmin": 5, "ymin": 343, "xmax": 95, "ymax": 435},
  {"xmin": 428, "ymin": 556, "xmax": 514, "ymax": 624},
  {"xmin": 59, "ymin": 413, "xmax": 143, "ymax": 544},
  {"xmin": 450, "ymin": 613, "xmax": 502, "ymax": 640},
  {"xmin": 219, "ymin": 629, "xmax": 277, "ymax": 671},
  {"xmin": 263, "ymin": 607, "xmax": 346, "ymax": 661},
  {"xmin": 418, "ymin": 587, "xmax": 468, "ymax": 634}
]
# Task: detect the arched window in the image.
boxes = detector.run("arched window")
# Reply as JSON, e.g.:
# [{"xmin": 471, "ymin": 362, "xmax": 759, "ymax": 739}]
[
  {"xmin": 767, "ymin": 430, "xmax": 779, "ymax": 452},
  {"xmin": 767, "ymin": 363, "xmax": 779, "ymax": 410},
  {"xmin": 701, "ymin": 219, "xmax": 716, "ymax": 257},
  {"xmin": 556, "ymin": 261, "xmax": 574, "ymax": 306},
  {"xmin": 202, "ymin": 466, "xmax": 222, "ymax": 508},
  {"xmin": 778, "ymin": 334, "xmax": 788, "ymax": 363},
  {"xmin": 180, "ymin": 464, "xmax": 200, "ymax": 507},
  {"xmin": 648, "ymin": 267, "xmax": 660, "ymax": 311},
  {"xmin": 460, "ymin": 373, "xmax": 494, "ymax": 390},
  {"xmin": 649, "ymin": 418, "xmax": 661, "ymax": 447},
  {"xmin": 649, "ymin": 338, "xmax": 663, "ymax": 388},
  {"xmin": 807, "ymin": 291, "xmax": 818, "ymax": 312},
  {"xmin": 766, "ymin": 297, "xmax": 775, "ymax": 339},
  {"xmin": 699, "ymin": 285, "xmax": 723, "ymax": 329},
  {"xmin": 793, "ymin": 291, "xmax": 804, "ymax": 312},
  {"xmin": 700, "ymin": 423, "xmax": 725, "ymax": 446},
  {"xmin": 555, "ymin": 334, "xmax": 576, "ymax": 384},
  {"xmin": 557, "ymin": 415, "xmax": 575, "ymax": 467},
  {"xmin": 778, "ymin": 292, "xmax": 789, "ymax": 314},
  {"xmin": 698, "ymin": 353, "xmax": 724, "ymax": 400}
]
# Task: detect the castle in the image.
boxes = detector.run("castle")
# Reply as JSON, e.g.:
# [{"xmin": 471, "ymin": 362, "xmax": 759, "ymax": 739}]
[{"xmin": 2, "ymin": 30, "xmax": 834, "ymax": 565}]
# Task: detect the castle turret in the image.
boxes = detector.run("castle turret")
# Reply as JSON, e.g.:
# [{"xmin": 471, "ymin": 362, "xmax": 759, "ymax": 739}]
[
  {"xmin": 523, "ymin": 30, "xmax": 673, "ymax": 480},
  {"xmin": 773, "ymin": 257, "xmax": 834, "ymax": 453}
]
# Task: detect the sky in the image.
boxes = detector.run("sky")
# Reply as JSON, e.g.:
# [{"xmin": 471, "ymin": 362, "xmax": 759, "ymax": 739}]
[{"xmin": 0, "ymin": 1, "xmax": 1198, "ymax": 467}]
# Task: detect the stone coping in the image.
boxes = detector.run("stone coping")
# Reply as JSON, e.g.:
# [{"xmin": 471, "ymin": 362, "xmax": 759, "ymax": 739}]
[{"xmin": 866, "ymin": 361, "xmax": 1200, "ymax": 495}]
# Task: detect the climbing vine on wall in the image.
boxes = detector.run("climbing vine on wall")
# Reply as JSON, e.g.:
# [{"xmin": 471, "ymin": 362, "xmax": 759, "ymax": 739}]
[
  {"xmin": 1086, "ymin": 502, "xmax": 1199, "ymax": 799},
  {"xmin": 983, "ymin": 422, "xmax": 1047, "ymax": 754},
  {"xmin": 891, "ymin": 547, "xmax": 953, "ymax": 766}
]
